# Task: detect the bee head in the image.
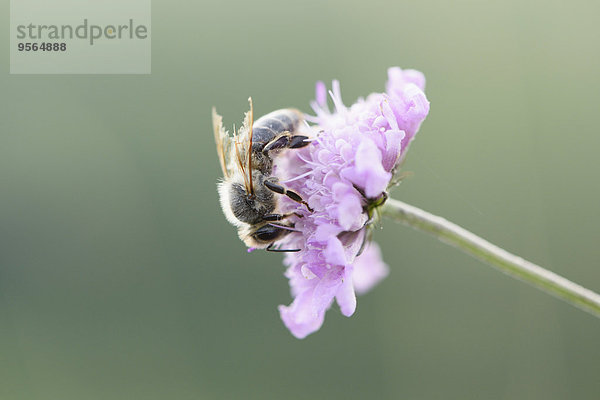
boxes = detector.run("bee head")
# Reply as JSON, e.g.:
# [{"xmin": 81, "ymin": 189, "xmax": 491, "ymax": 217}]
[{"xmin": 240, "ymin": 223, "xmax": 292, "ymax": 248}]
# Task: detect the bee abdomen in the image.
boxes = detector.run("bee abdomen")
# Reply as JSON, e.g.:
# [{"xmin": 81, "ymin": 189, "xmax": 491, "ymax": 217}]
[{"xmin": 251, "ymin": 109, "xmax": 304, "ymax": 149}]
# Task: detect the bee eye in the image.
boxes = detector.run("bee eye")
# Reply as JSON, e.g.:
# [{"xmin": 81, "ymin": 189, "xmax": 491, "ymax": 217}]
[{"xmin": 253, "ymin": 225, "xmax": 286, "ymax": 243}]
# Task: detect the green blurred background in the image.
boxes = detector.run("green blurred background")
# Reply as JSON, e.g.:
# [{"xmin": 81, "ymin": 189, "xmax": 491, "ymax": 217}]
[{"xmin": 1, "ymin": 0, "xmax": 599, "ymax": 399}]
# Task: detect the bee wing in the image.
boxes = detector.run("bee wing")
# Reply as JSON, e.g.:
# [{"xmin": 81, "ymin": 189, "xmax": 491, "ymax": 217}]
[
  {"xmin": 212, "ymin": 100, "xmax": 255, "ymax": 194},
  {"xmin": 241, "ymin": 98, "xmax": 254, "ymax": 195},
  {"xmin": 212, "ymin": 107, "xmax": 233, "ymax": 178},
  {"xmin": 227, "ymin": 99, "xmax": 255, "ymax": 195}
]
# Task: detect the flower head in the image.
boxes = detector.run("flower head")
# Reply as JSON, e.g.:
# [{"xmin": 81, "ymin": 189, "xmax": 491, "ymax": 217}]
[{"xmin": 274, "ymin": 67, "xmax": 430, "ymax": 338}]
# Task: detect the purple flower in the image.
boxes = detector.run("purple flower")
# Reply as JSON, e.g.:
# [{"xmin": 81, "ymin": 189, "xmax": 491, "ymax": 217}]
[{"xmin": 274, "ymin": 67, "xmax": 430, "ymax": 338}]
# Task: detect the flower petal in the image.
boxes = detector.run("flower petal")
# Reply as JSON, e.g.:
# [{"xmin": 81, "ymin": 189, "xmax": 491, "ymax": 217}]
[
  {"xmin": 279, "ymin": 291, "xmax": 326, "ymax": 339},
  {"xmin": 352, "ymin": 242, "xmax": 389, "ymax": 295},
  {"xmin": 336, "ymin": 268, "xmax": 357, "ymax": 317}
]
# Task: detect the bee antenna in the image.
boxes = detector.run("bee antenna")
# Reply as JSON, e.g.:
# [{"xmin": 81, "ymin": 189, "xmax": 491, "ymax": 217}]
[
  {"xmin": 247, "ymin": 97, "xmax": 254, "ymax": 195},
  {"xmin": 233, "ymin": 123, "xmax": 250, "ymax": 193}
]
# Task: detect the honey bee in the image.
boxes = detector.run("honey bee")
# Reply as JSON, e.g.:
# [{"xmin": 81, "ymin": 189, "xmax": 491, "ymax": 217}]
[{"xmin": 213, "ymin": 98, "xmax": 312, "ymax": 251}]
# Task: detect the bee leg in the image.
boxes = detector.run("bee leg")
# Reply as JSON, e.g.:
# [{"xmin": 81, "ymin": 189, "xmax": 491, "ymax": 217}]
[
  {"xmin": 263, "ymin": 179, "xmax": 314, "ymax": 212},
  {"xmin": 288, "ymin": 135, "xmax": 310, "ymax": 149},
  {"xmin": 263, "ymin": 212, "xmax": 302, "ymax": 222},
  {"xmin": 262, "ymin": 134, "xmax": 310, "ymax": 154},
  {"xmin": 266, "ymin": 243, "xmax": 301, "ymax": 253},
  {"xmin": 262, "ymin": 135, "xmax": 290, "ymax": 153}
]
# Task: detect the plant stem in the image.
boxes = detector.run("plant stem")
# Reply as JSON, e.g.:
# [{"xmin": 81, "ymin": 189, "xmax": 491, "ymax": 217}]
[{"xmin": 382, "ymin": 198, "xmax": 600, "ymax": 318}]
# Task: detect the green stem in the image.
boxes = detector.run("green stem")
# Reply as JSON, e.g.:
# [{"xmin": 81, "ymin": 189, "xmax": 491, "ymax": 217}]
[{"xmin": 382, "ymin": 198, "xmax": 600, "ymax": 318}]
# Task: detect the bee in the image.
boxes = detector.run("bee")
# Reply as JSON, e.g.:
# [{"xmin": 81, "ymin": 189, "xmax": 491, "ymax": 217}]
[{"xmin": 213, "ymin": 98, "xmax": 312, "ymax": 252}]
